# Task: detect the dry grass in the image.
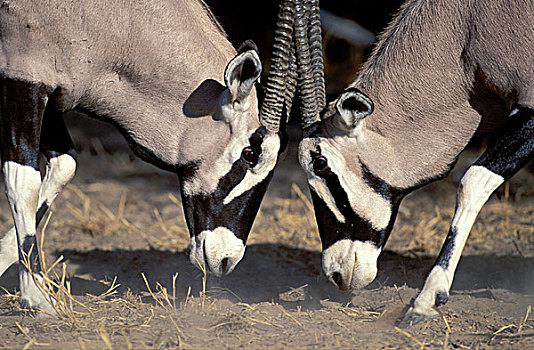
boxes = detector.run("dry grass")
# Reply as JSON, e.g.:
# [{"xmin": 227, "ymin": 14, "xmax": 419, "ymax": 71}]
[{"xmin": 0, "ymin": 148, "xmax": 532, "ymax": 349}]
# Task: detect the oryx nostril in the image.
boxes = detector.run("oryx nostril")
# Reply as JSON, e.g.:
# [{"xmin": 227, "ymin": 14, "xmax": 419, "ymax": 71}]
[
  {"xmin": 220, "ymin": 257, "xmax": 230, "ymax": 274},
  {"xmin": 331, "ymin": 272, "xmax": 344, "ymax": 289}
]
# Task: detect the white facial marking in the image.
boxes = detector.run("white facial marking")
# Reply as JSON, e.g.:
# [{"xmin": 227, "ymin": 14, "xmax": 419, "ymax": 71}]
[
  {"xmin": 190, "ymin": 227, "xmax": 246, "ymax": 276},
  {"xmin": 299, "ymin": 138, "xmax": 346, "ymax": 222},
  {"xmin": 223, "ymin": 133, "xmax": 280, "ymax": 204},
  {"xmin": 322, "ymin": 239, "xmax": 381, "ymax": 290},
  {"xmin": 308, "ymin": 176, "xmax": 346, "ymax": 222},
  {"xmin": 182, "ymin": 129, "xmax": 256, "ymax": 196},
  {"xmin": 299, "ymin": 138, "xmax": 392, "ymax": 229}
]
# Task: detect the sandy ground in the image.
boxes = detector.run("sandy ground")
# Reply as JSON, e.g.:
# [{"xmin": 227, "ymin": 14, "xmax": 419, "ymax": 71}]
[{"xmin": 0, "ymin": 115, "xmax": 532, "ymax": 349}]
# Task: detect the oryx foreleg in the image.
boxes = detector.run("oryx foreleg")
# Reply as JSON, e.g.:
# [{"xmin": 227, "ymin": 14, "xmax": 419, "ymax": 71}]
[
  {"xmin": 0, "ymin": 108, "xmax": 76, "ymax": 277},
  {"xmin": 0, "ymin": 78, "xmax": 59, "ymax": 313},
  {"xmin": 402, "ymin": 105, "xmax": 534, "ymax": 325}
]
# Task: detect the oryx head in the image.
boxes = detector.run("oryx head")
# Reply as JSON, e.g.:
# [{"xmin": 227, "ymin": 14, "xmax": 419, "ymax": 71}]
[
  {"xmin": 298, "ymin": 88, "xmax": 405, "ymax": 290},
  {"xmin": 178, "ymin": 41, "xmax": 286, "ymax": 276}
]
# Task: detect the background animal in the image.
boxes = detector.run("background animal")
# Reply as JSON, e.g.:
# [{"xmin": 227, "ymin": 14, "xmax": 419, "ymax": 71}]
[
  {"xmin": 297, "ymin": 0, "xmax": 534, "ymax": 323},
  {"xmin": 0, "ymin": 0, "xmax": 285, "ymax": 313}
]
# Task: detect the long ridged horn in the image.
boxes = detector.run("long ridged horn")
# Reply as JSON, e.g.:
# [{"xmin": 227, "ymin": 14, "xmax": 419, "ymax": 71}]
[
  {"xmin": 260, "ymin": 0, "xmax": 296, "ymax": 133},
  {"xmin": 294, "ymin": 0, "xmax": 317, "ymax": 128},
  {"xmin": 294, "ymin": 0, "xmax": 325, "ymax": 130},
  {"xmin": 309, "ymin": 0, "xmax": 326, "ymax": 113},
  {"xmin": 283, "ymin": 36, "xmax": 298, "ymax": 123}
]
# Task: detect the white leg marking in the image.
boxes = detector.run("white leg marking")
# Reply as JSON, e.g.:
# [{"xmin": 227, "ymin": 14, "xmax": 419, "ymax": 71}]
[
  {"xmin": 0, "ymin": 155, "xmax": 76, "ymax": 277},
  {"xmin": 190, "ymin": 227, "xmax": 246, "ymax": 276},
  {"xmin": 408, "ymin": 165, "xmax": 504, "ymax": 316},
  {"xmin": 509, "ymin": 108, "xmax": 520, "ymax": 117},
  {"xmin": 409, "ymin": 266, "xmax": 448, "ymax": 317},
  {"xmin": 322, "ymin": 239, "xmax": 381, "ymax": 290},
  {"xmin": 38, "ymin": 154, "xmax": 76, "ymax": 208},
  {"xmin": 0, "ymin": 227, "xmax": 17, "ymax": 276},
  {"xmin": 18, "ymin": 269, "xmax": 55, "ymax": 314},
  {"xmin": 3, "ymin": 161, "xmax": 58, "ymax": 312},
  {"xmin": 3, "ymin": 162, "xmax": 41, "ymax": 237}
]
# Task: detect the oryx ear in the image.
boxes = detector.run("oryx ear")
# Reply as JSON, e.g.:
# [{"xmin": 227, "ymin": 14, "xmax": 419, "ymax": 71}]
[
  {"xmin": 223, "ymin": 40, "xmax": 262, "ymax": 112},
  {"xmin": 334, "ymin": 88, "xmax": 374, "ymax": 132}
]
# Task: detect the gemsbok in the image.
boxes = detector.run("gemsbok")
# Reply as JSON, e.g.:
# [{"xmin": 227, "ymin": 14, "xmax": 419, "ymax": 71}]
[
  {"xmin": 297, "ymin": 0, "xmax": 534, "ymax": 323},
  {"xmin": 0, "ymin": 0, "xmax": 295, "ymax": 313}
]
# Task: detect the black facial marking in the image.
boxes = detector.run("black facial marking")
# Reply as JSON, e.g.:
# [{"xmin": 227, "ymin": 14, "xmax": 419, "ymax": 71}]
[
  {"xmin": 242, "ymin": 125, "xmax": 267, "ymax": 167},
  {"xmin": 309, "ymin": 188, "xmax": 377, "ymax": 249},
  {"xmin": 19, "ymin": 235, "xmax": 42, "ymax": 273},
  {"xmin": 312, "ymin": 155, "xmax": 328, "ymax": 174},
  {"xmin": 310, "ymin": 147, "xmax": 331, "ymax": 177},
  {"xmin": 308, "ymin": 147, "xmax": 406, "ymax": 250},
  {"xmin": 309, "ymin": 161, "xmax": 384, "ymax": 248},
  {"xmin": 180, "ymin": 126, "xmax": 278, "ymax": 243},
  {"xmin": 177, "ymin": 161, "xmax": 200, "ymax": 184}
]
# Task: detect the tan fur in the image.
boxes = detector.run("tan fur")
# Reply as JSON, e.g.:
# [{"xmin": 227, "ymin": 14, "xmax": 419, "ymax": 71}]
[
  {"xmin": 0, "ymin": 0, "xmax": 262, "ymax": 172},
  {"xmin": 314, "ymin": 0, "xmax": 534, "ymax": 190}
]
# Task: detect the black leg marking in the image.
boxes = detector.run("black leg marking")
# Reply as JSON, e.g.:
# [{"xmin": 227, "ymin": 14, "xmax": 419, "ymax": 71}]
[
  {"xmin": 35, "ymin": 101, "xmax": 77, "ymax": 226},
  {"xmin": 35, "ymin": 202, "xmax": 49, "ymax": 226},
  {"xmin": 435, "ymin": 227, "xmax": 457, "ymax": 269},
  {"xmin": 0, "ymin": 79, "xmax": 50, "ymax": 169},
  {"xmin": 40, "ymin": 100, "xmax": 76, "ymax": 161},
  {"xmin": 19, "ymin": 235, "xmax": 41, "ymax": 273},
  {"xmin": 475, "ymin": 105, "xmax": 534, "ymax": 179},
  {"xmin": 435, "ymin": 291, "xmax": 448, "ymax": 306}
]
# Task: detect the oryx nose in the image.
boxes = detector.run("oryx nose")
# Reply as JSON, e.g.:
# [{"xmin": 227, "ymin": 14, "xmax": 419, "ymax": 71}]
[
  {"xmin": 190, "ymin": 227, "xmax": 246, "ymax": 277},
  {"xmin": 329, "ymin": 271, "xmax": 348, "ymax": 290},
  {"xmin": 205, "ymin": 256, "xmax": 234, "ymax": 276}
]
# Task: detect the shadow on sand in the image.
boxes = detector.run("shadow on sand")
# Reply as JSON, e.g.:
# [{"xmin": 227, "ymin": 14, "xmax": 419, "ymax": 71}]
[{"xmin": 1, "ymin": 244, "xmax": 533, "ymax": 310}]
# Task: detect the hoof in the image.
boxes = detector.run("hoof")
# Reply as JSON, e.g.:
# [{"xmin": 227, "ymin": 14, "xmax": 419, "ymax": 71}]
[
  {"xmin": 19, "ymin": 297, "xmax": 57, "ymax": 317},
  {"xmin": 398, "ymin": 309, "xmax": 438, "ymax": 328},
  {"xmin": 435, "ymin": 291, "xmax": 449, "ymax": 306}
]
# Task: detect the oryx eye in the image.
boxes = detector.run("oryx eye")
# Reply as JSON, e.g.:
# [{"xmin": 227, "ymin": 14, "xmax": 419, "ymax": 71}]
[
  {"xmin": 241, "ymin": 146, "xmax": 259, "ymax": 165},
  {"xmin": 313, "ymin": 155, "xmax": 328, "ymax": 173}
]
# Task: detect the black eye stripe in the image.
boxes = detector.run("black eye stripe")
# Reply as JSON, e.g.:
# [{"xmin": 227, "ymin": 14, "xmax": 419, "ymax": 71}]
[
  {"xmin": 309, "ymin": 147, "xmax": 333, "ymax": 177},
  {"xmin": 241, "ymin": 146, "xmax": 259, "ymax": 165}
]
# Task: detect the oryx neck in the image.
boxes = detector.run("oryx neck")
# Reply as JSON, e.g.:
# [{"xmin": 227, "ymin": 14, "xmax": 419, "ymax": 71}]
[{"xmin": 350, "ymin": 0, "xmax": 481, "ymax": 190}]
